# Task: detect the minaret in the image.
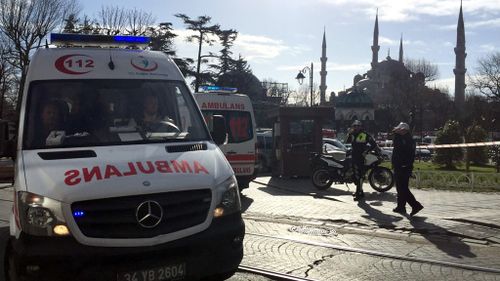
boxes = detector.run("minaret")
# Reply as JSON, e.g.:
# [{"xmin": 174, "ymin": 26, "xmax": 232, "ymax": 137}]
[
  {"xmin": 398, "ymin": 34, "xmax": 404, "ymax": 63},
  {"xmin": 454, "ymin": 0, "xmax": 466, "ymax": 117},
  {"xmin": 320, "ymin": 28, "xmax": 327, "ymax": 105},
  {"xmin": 371, "ymin": 9, "xmax": 380, "ymax": 68}
]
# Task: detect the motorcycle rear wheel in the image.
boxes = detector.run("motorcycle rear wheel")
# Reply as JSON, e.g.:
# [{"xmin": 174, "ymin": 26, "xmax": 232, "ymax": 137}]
[
  {"xmin": 312, "ymin": 168, "xmax": 334, "ymax": 190},
  {"xmin": 368, "ymin": 166, "xmax": 394, "ymax": 192}
]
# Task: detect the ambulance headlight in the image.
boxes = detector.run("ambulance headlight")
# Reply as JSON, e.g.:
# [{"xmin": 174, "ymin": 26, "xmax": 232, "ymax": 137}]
[
  {"xmin": 17, "ymin": 192, "xmax": 69, "ymax": 236},
  {"xmin": 214, "ymin": 176, "xmax": 241, "ymax": 218}
]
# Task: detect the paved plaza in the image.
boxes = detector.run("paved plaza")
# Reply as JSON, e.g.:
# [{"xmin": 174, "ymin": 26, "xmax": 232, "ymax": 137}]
[{"xmin": 2, "ymin": 178, "xmax": 500, "ymax": 280}]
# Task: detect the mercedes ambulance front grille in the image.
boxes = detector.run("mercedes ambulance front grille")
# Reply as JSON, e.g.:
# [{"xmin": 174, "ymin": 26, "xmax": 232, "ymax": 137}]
[{"xmin": 71, "ymin": 189, "xmax": 212, "ymax": 238}]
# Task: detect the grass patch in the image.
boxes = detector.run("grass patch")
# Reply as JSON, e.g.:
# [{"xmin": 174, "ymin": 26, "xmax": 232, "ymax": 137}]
[{"xmin": 381, "ymin": 161, "xmax": 498, "ymax": 173}]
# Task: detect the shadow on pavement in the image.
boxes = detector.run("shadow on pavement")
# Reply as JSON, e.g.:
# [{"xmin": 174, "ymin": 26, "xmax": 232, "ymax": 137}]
[
  {"xmin": 408, "ymin": 217, "xmax": 477, "ymax": 259},
  {"xmin": 1, "ymin": 226, "xmax": 9, "ymax": 281},
  {"xmin": 240, "ymin": 193, "xmax": 254, "ymax": 213},
  {"xmin": 255, "ymin": 176, "xmax": 352, "ymax": 201},
  {"xmin": 356, "ymin": 200, "xmax": 403, "ymax": 228},
  {"xmin": 364, "ymin": 191, "xmax": 397, "ymax": 203}
]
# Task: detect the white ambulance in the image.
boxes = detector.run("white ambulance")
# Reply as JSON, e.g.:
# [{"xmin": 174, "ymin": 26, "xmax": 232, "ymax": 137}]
[
  {"xmin": 0, "ymin": 34, "xmax": 244, "ymax": 281},
  {"xmin": 194, "ymin": 87, "xmax": 257, "ymax": 190}
]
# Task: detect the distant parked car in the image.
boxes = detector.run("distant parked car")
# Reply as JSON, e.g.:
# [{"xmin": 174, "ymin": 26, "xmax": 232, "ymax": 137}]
[
  {"xmin": 415, "ymin": 147, "xmax": 432, "ymax": 161},
  {"xmin": 257, "ymin": 130, "xmax": 274, "ymax": 172},
  {"xmin": 380, "ymin": 148, "xmax": 393, "ymax": 160},
  {"xmin": 322, "ymin": 138, "xmax": 347, "ymax": 160}
]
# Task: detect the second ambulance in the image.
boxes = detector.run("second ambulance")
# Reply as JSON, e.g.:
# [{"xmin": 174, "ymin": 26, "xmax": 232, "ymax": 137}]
[{"xmin": 195, "ymin": 87, "xmax": 257, "ymax": 190}]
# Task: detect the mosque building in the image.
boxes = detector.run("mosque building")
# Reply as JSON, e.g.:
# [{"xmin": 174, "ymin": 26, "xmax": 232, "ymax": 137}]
[{"xmin": 320, "ymin": 3, "xmax": 466, "ymax": 134}]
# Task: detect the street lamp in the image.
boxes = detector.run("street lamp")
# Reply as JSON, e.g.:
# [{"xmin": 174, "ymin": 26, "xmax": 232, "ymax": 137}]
[{"xmin": 295, "ymin": 62, "xmax": 314, "ymax": 106}]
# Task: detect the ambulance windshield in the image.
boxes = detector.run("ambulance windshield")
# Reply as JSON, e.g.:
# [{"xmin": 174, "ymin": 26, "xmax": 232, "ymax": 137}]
[{"xmin": 23, "ymin": 80, "xmax": 209, "ymax": 149}]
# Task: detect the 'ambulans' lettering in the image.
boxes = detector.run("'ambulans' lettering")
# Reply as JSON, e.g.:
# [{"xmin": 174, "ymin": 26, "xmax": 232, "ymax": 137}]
[
  {"xmin": 83, "ymin": 166, "xmax": 102, "ymax": 182},
  {"xmin": 201, "ymin": 102, "xmax": 245, "ymax": 111},
  {"xmin": 137, "ymin": 161, "xmax": 155, "ymax": 174},
  {"xmin": 194, "ymin": 161, "xmax": 209, "ymax": 174},
  {"xmin": 104, "ymin": 165, "xmax": 122, "ymax": 179},
  {"xmin": 64, "ymin": 160, "xmax": 209, "ymax": 186},
  {"xmin": 123, "ymin": 162, "xmax": 137, "ymax": 176},
  {"xmin": 64, "ymin": 170, "xmax": 81, "ymax": 186},
  {"xmin": 172, "ymin": 160, "xmax": 192, "ymax": 173},
  {"xmin": 155, "ymin": 161, "xmax": 173, "ymax": 173}
]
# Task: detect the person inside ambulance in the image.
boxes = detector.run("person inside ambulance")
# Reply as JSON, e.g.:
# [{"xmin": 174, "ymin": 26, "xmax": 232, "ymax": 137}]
[
  {"xmin": 66, "ymin": 94, "xmax": 90, "ymax": 135},
  {"xmin": 130, "ymin": 93, "xmax": 179, "ymax": 133},
  {"xmin": 33, "ymin": 100, "xmax": 67, "ymax": 147}
]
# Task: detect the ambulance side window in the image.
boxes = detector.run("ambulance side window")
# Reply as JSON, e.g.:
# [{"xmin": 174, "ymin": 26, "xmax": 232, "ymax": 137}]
[{"xmin": 201, "ymin": 110, "xmax": 253, "ymax": 143}]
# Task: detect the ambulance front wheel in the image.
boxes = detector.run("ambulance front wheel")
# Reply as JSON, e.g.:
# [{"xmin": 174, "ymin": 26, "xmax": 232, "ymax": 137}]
[{"xmin": 236, "ymin": 177, "xmax": 251, "ymax": 191}]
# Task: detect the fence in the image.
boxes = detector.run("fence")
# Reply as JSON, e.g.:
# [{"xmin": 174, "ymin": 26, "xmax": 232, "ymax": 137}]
[{"xmin": 411, "ymin": 170, "xmax": 500, "ymax": 191}]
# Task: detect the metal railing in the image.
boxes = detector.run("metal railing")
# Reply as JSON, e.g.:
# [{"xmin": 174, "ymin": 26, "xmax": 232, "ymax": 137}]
[{"xmin": 411, "ymin": 170, "xmax": 500, "ymax": 191}]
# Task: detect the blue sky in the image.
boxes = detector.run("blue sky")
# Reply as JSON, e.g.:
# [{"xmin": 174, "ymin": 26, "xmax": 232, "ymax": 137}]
[{"xmin": 80, "ymin": 0, "xmax": 500, "ymax": 97}]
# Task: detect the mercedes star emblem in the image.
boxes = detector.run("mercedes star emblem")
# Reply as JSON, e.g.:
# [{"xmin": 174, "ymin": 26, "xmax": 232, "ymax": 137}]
[{"xmin": 136, "ymin": 200, "xmax": 163, "ymax": 228}]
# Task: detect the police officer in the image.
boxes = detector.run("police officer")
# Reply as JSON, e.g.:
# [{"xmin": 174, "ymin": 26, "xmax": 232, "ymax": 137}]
[
  {"xmin": 391, "ymin": 122, "xmax": 423, "ymax": 216},
  {"xmin": 346, "ymin": 120, "xmax": 378, "ymax": 201}
]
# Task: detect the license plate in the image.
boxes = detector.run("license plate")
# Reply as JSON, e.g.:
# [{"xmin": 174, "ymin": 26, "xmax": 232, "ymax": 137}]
[{"xmin": 117, "ymin": 263, "xmax": 186, "ymax": 281}]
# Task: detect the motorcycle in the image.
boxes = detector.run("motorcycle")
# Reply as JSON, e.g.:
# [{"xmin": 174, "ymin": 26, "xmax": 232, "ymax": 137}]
[{"xmin": 310, "ymin": 149, "xmax": 394, "ymax": 192}]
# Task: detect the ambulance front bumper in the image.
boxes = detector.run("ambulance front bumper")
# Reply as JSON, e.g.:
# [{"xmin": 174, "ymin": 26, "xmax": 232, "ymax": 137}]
[{"xmin": 9, "ymin": 213, "xmax": 245, "ymax": 281}]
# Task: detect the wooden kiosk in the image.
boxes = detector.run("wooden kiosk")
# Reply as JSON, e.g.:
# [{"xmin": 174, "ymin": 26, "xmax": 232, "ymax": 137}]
[{"xmin": 271, "ymin": 106, "xmax": 334, "ymax": 177}]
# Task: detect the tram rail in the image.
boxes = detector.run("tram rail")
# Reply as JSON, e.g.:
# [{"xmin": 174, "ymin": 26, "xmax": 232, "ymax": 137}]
[
  {"xmin": 243, "ymin": 232, "xmax": 500, "ymax": 275},
  {"xmin": 238, "ymin": 265, "xmax": 320, "ymax": 281}
]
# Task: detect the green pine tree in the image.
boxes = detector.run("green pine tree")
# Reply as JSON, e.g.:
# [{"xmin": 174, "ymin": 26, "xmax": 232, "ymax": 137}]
[{"xmin": 433, "ymin": 120, "xmax": 463, "ymax": 169}]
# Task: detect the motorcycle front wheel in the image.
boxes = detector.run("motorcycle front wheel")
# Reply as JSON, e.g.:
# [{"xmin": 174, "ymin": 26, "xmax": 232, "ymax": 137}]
[
  {"xmin": 312, "ymin": 168, "xmax": 334, "ymax": 190},
  {"xmin": 368, "ymin": 166, "xmax": 394, "ymax": 192}
]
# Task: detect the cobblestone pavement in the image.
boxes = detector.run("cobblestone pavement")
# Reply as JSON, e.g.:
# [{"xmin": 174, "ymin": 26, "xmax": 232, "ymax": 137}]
[
  {"xmin": 227, "ymin": 177, "xmax": 500, "ymax": 280},
  {"xmin": 247, "ymin": 177, "xmax": 500, "ymax": 244},
  {"xmin": 2, "ymin": 179, "xmax": 500, "ymax": 280}
]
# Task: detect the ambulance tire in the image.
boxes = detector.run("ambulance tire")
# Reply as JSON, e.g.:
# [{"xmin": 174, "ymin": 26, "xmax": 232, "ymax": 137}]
[
  {"xmin": 1, "ymin": 228, "xmax": 9, "ymax": 281},
  {"xmin": 237, "ymin": 179, "xmax": 250, "ymax": 191},
  {"xmin": 5, "ymin": 245, "xmax": 27, "ymax": 281},
  {"xmin": 206, "ymin": 270, "xmax": 235, "ymax": 281}
]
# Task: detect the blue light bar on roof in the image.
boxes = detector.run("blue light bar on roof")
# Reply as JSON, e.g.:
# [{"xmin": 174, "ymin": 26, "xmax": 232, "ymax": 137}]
[
  {"xmin": 200, "ymin": 85, "xmax": 238, "ymax": 93},
  {"xmin": 50, "ymin": 33, "xmax": 150, "ymax": 46}
]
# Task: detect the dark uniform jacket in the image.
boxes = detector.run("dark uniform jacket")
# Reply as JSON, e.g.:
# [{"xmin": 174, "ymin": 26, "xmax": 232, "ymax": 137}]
[
  {"xmin": 346, "ymin": 130, "xmax": 377, "ymax": 162},
  {"xmin": 391, "ymin": 133, "xmax": 416, "ymax": 169}
]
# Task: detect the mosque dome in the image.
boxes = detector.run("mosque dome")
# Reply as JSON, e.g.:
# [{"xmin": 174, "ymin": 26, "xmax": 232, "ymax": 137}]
[{"xmin": 336, "ymin": 90, "xmax": 373, "ymax": 108}]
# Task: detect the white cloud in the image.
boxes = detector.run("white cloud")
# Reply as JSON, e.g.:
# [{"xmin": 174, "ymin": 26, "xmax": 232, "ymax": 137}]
[
  {"xmin": 443, "ymin": 41, "xmax": 454, "ymax": 47},
  {"xmin": 173, "ymin": 29, "xmax": 300, "ymax": 63},
  {"xmin": 327, "ymin": 62, "xmax": 370, "ymax": 72},
  {"xmin": 480, "ymin": 44, "xmax": 496, "ymax": 52},
  {"xmin": 429, "ymin": 77, "xmax": 455, "ymax": 93},
  {"xmin": 379, "ymin": 36, "xmax": 398, "ymax": 46},
  {"xmin": 468, "ymin": 18, "xmax": 500, "ymax": 29},
  {"xmin": 276, "ymin": 62, "xmax": 369, "ymax": 72},
  {"xmin": 235, "ymin": 34, "xmax": 292, "ymax": 62},
  {"xmin": 318, "ymin": 0, "xmax": 500, "ymax": 22}
]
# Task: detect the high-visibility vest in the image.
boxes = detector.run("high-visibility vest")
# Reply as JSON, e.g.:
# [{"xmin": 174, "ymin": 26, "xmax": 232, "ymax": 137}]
[{"xmin": 355, "ymin": 132, "xmax": 367, "ymax": 143}]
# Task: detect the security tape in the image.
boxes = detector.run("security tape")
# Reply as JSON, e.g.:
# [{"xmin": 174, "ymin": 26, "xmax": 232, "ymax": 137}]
[{"xmin": 416, "ymin": 141, "xmax": 500, "ymax": 149}]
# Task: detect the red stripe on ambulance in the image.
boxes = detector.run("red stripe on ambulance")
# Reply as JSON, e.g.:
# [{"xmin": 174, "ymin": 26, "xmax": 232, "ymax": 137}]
[
  {"xmin": 225, "ymin": 154, "xmax": 255, "ymax": 161},
  {"xmin": 64, "ymin": 160, "xmax": 209, "ymax": 186}
]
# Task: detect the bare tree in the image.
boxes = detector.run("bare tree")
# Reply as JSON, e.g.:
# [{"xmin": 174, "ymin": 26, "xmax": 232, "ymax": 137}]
[
  {"xmin": 288, "ymin": 83, "xmax": 320, "ymax": 106},
  {"xmin": 98, "ymin": 5, "xmax": 126, "ymax": 35},
  {"xmin": 126, "ymin": 8, "xmax": 155, "ymax": 36},
  {"xmin": 261, "ymin": 79, "xmax": 290, "ymax": 104},
  {"xmin": 0, "ymin": 0, "xmax": 78, "ymax": 113},
  {"xmin": 469, "ymin": 52, "xmax": 500, "ymax": 101},
  {"xmin": 404, "ymin": 58, "xmax": 439, "ymax": 82},
  {"xmin": 0, "ymin": 39, "xmax": 15, "ymax": 118}
]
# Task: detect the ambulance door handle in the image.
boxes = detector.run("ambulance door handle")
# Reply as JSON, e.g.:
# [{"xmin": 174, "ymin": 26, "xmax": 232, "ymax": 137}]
[{"xmin": 226, "ymin": 151, "xmax": 236, "ymax": 154}]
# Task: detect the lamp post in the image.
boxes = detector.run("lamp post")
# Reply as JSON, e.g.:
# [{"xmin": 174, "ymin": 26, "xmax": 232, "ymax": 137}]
[{"xmin": 295, "ymin": 62, "xmax": 313, "ymax": 106}]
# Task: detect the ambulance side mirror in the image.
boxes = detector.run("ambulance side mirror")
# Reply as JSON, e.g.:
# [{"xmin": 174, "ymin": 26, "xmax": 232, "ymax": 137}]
[
  {"xmin": 212, "ymin": 115, "xmax": 227, "ymax": 146},
  {"xmin": 0, "ymin": 121, "xmax": 15, "ymax": 158}
]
